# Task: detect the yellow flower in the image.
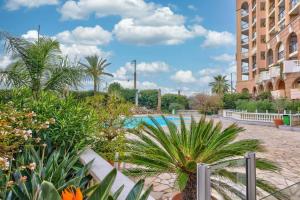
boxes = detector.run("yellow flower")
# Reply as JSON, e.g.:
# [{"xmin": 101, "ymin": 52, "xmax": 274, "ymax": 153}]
[{"xmin": 62, "ymin": 187, "xmax": 83, "ymax": 200}]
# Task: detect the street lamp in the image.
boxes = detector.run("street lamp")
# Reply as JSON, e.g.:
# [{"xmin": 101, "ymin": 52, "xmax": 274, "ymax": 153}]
[{"xmin": 131, "ymin": 60, "xmax": 138, "ymax": 106}]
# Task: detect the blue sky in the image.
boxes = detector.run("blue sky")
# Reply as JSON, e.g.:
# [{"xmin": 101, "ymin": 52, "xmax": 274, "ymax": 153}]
[{"xmin": 0, "ymin": 0, "xmax": 236, "ymax": 95}]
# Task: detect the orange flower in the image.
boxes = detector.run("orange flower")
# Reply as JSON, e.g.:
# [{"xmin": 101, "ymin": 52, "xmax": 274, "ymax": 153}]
[{"xmin": 62, "ymin": 187, "xmax": 83, "ymax": 200}]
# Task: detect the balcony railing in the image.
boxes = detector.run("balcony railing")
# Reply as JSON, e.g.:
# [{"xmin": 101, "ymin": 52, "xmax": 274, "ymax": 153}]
[
  {"xmin": 241, "ymin": 10, "xmax": 249, "ymax": 17},
  {"xmin": 290, "ymin": 0, "xmax": 300, "ymax": 10},
  {"xmin": 271, "ymin": 90, "xmax": 286, "ymax": 99},
  {"xmin": 242, "ymin": 67, "xmax": 249, "ymax": 74},
  {"xmin": 260, "ymin": 71, "xmax": 271, "ymax": 81},
  {"xmin": 278, "ymin": 10, "xmax": 285, "ymax": 21},
  {"xmin": 269, "ymin": 2, "xmax": 275, "ymax": 13},
  {"xmin": 241, "ymin": 23, "xmax": 249, "ymax": 30},
  {"xmin": 241, "ymin": 38, "xmax": 249, "ymax": 44},
  {"xmin": 284, "ymin": 60, "xmax": 300, "ymax": 73},
  {"xmin": 291, "ymin": 88, "xmax": 300, "ymax": 99},
  {"xmin": 269, "ymin": 65, "xmax": 281, "ymax": 78}
]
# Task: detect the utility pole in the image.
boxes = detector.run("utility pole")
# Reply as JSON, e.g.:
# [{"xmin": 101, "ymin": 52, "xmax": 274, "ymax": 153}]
[
  {"xmin": 37, "ymin": 25, "xmax": 40, "ymax": 42},
  {"xmin": 131, "ymin": 60, "xmax": 138, "ymax": 106},
  {"xmin": 230, "ymin": 73, "xmax": 233, "ymax": 93}
]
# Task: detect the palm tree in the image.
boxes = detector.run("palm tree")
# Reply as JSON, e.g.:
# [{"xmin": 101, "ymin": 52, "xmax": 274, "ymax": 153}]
[
  {"xmin": 0, "ymin": 33, "xmax": 83, "ymax": 99},
  {"xmin": 124, "ymin": 116, "xmax": 280, "ymax": 200},
  {"xmin": 80, "ymin": 55, "xmax": 113, "ymax": 95},
  {"xmin": 209, "ymin": 75, "xmax": 230, "ymax": 96}
]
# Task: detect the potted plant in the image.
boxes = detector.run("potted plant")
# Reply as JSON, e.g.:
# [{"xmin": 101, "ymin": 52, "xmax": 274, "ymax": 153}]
[{"xmin": 273, "ymin": 118, "xmax": 284, "ymax": 128}]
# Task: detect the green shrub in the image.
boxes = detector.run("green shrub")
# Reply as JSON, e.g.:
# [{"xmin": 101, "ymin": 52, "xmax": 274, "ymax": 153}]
[
  {"xmin": 169, "ymin": 103, "xmax": 185, "ymax": 112},
  {"xmin": 256, "ymin": 91, "xmax": 273, "ymax": 101},
  {"xmin": 223, "ymin": 92, "xmax": 251, "ymax": 109},
  {"xmin": 6, "ymin": 90, "xmax": 98, "ymax": 150},
  {"xmin": 0, "ymin": 89, "xmax": 13, "ymax": 104},
  {"xmin": 85, "ymin": 94, "xmax": 133, "ymax": 160},
  {"xmin": 161, "ymin": 94, "xmax": 189, "ymax": 112},
  {"xmin": 70, "ymin": 90, "xmax": 108, "ymax": 101},
  {"xmin": 236, "ymin": 100, "xmax": 274, "ymax": 112},
  {"xmin": 138, "ymin": 90, "xmax": 158, "ymax": 109}
]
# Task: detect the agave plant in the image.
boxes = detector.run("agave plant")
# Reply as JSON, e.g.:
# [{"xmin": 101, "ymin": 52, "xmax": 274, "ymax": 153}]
[
  {"xmin": 24, "ymin": 169, "xmax": 152, "ymax": 200},
  {"xmin": 124, "ymin": 116, "xmax": 281, "ymax": 200},
  {"xmin": 2, "ymin": 146, "xmax": 92, "ymax": 200}
]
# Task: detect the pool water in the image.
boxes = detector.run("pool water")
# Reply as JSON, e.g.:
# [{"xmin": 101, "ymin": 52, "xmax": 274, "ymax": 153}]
[{"xmin": 125, "ymin": 116, "xmax": 187, "ymax": 128}]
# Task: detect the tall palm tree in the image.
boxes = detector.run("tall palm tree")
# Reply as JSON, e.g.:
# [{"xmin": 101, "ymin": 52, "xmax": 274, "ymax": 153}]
[
  {"xmin": 80, "ymin": 55, "xmax": 113, "ymax": 95},
  {"xmin": 0, "ymin": 33, "xmax": 83, "ymax": 99},
  {"xmin": 209, "ymin": 75, "xmax": 230, "ymax": 96},
  {"xmin": 124, "ymin": 116, "xmax": 280, "ymax": 200}
]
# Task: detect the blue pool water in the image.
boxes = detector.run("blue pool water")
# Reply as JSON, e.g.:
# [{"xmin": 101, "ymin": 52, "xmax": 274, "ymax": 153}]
[{"xmin": 125, "ymin": 116, "xmax": 187, "ymax": 128}]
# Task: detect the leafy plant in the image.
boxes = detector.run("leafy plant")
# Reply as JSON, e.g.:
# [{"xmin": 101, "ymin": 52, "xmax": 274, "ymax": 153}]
[
  {"xmin": 0, "ymin": 33, "xmax": 83, "ymax": 99},
  {"xmin": 189, "ymin": 93, "xmax": 223, "ymax": 115},
  {"xmin": 8, "ymin": 90, "xmax": 98, "ymax": 150},
  {"xmin": 124, "ymin": 116, "xmax": 280, "ymax": 200},
  {"xmin": 86, "ymin": 94, "xmax": 132, "ymax": 160},
  {"xmin": 80, "ymin": 55, "xmax": 113, "ymax": 95},
  {"xmin": 161, "ymin": 94, "xmax": 189, "ymax": 112},
  {"xmin": 0, "ymin": 103, "xmax": 51, "ymax": 161},
  {"xmin": 1, "ymin": 145, "xmax": 92, "ymax": 200}
]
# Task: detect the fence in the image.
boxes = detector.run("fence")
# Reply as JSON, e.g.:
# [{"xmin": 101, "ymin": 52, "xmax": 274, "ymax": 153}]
[{"xmin": 223, "ymin": 110, "xmax": 300, "ymax": 126}]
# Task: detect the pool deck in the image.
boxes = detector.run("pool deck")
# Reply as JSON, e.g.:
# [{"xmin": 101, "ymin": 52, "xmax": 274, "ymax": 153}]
[{"xmin": 139, "ymin": 116, "xmax": 300, "ymax": 199}]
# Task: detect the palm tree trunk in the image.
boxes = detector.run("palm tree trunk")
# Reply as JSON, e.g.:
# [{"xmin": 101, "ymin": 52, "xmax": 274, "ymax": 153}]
[
  {"xmin": 182, "ymin": 173, "xmax": 197, "ymax": 200},
  {"xmin": 93, "ymin": 78, "xmax": 97, "ymax": 96}
]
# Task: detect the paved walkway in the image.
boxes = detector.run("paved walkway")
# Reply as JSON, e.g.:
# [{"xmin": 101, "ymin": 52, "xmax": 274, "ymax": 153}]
[{"xmin": 139, "ymin": 117, "xmax": 300, "ymax": 200}]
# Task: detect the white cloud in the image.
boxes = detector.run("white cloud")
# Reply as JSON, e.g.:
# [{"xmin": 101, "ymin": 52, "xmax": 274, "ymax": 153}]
[
  {"xmin": 21, "ymin": 29, "xmax": 112, "ymax": 60},
  {"xmin": 171, "ymin": 70, "xmax": 196, "ymax": 84},
  {"xmin": 113, "ymin": 80, "xmax": 158, "ymax": 90},
  {"xmin": 0, "ymin": 55, "xmax": 12, "ymax": 69},
  {"xmin": 212, "ymin": 53, "xmax": 235, "ymax": 62},
  {"xmin": 114, "ymin": 61, "xmax": 170, "ymax": 79},
  {"xmin": 60, "ymin": 44, "xmax": 111, "ymax": 60},
  {"xmin": 5, "ymin": 0, "xmax": 59, "ymax": 10},
  {"xmin": 59, "ymin": 0, "xmax": 156, "ymax": 20},
  {"xmin": 202, "ymin": 31, "xmax": 235, "ymax": 48},
  {"xmin": 56, "ymin": 25, "xmax": 112, "ymax": 46},
  {"xmin": 187, "ymin": 5, "xmax": 197, "ymax": 11}
]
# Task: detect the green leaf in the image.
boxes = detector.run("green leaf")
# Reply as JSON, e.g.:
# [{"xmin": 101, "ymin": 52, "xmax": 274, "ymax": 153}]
[
  {"xmin": 126, "ymin": 180, "xmax": 144, "ymax": 200},
  {"xmin": 89, "ymin": 169, "xmax": 117, "ymax": 200},
  {"xmin": 38, "ymin": 181, "xmax": 61, "ymax": 200}
]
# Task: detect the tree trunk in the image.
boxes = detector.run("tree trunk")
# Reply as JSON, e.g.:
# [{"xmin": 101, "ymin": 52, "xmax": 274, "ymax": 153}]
[
  {"xmin": 93, "ymin": 78, "xmax": 97, "ymax": 96},
  {"xmin": 182, "ymin": 173, "xmax": 197, "ymax": 200}
]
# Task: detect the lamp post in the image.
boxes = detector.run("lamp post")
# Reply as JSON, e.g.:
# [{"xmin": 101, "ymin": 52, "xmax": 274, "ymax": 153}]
[{"xmin": 131, "ymin": 60, "xmax": 138, "ymax": 106}]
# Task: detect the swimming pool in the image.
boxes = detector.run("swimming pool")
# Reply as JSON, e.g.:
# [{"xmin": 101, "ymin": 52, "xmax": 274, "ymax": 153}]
[{"xmin": 125, "ymin": 115, "xmax": 187, "ymax": 128}]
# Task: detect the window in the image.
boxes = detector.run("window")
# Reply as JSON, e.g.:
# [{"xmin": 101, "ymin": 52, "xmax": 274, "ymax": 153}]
[
  {"xmin": 277, "ymin": 43, "xmax": 284, "ymax": 60},
  {"xmin": 267, "ymin": 49, "xmax": 273, "ymax": 65},
  {"xmin": 289, "ymin": 33, "xmax": 298, "ymax": 54}
]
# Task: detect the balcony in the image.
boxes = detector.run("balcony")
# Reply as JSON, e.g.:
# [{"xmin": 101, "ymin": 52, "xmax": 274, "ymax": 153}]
[
  {"xmin": 271, "ymin": 90, "xmax": 286, "ymax": 99},
  {"xmin": 291, "ymin": 88, "xmax": 300, "ymax": 99},
  {"xmin": 269, "ymin": 65, "xmax": 281, "ymax": 78},
  {"xmin": 241, "ymin": 23, "xmax": 249, "ymax": 34},
  {"xmin": 278, "ymin": 11, "xmax": 285, "ymax": 22},
  {"xmin": 289, "ymin": 0, "xmax": 300, "ymax": 15},
  {"xmin": 241, "ymin": 38, "xmax": 249, "ymax": 47},
  {"xmin": 242, "ymin": 67, "xmax": 249, "ymax": 74},
  {"xmin": 252, "ymin": 17, "xmax": 257, "ymax": 26},
  {"xmin": 260, "ymin": 71, "xmax": 271, "ymax": 81},
  {"xmin": 241, "ymin": 52, "xmax": 249, "ymax": 60},
  {"xmin": 269, "ymin": 3, "xmax": 275, "ymax": 15},
  {"xmin": 283, "ymin": 60, "xmax": 300, "ymax": 73},
  {"xmin": 255, "ymin": 74, "xmax": 262, "ymax": 84},
  {"xmin": 241, "ymin": 10, "xmax": 249, "ymax": 18},
  {"xmin": 252, "ymin": 32, "xmax": 257, "ymax": 41}
]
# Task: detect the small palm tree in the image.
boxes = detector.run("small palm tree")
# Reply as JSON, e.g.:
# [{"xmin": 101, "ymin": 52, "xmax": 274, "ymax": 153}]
[
  {"xmin": 0, "ymin": 33, "xmax": 83, "ymax": 99},
  {"xmin": 209, "ymin": 75, "xmax": 230, "ymax": 96},
  {"xmin": 80, "ymin": 55, "xmax": 113, "ymax": 95},
  {"xmin": 124, "ymin": 116, "xmax": 280, "ymax": 200}
]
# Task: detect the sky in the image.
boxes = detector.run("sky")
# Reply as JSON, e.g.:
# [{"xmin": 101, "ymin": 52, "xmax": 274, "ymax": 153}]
[{"xmin": 0, "ymin": 0, "xmax": 236, "ymax": 96}]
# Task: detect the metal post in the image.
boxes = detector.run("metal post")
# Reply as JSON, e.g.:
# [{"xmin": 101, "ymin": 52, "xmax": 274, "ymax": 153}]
[
  {"xmin": 245, "ymin": 152, "xmax": 256, "ymax": 200},
  {"xmin": 132, "ymin": 60, "xmax": 138, "ymax": 106},
  {"xmin": 197, "ymin": 164, "xmax": 211, "ymax": 200},
  {"xmin": 114, "ymin": 152, "xmax": 119, "ymax": 170}
]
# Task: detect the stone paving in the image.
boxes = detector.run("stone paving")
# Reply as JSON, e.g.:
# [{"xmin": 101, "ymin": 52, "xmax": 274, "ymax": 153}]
[{"xmin": 134, "ymin": 117, "xmax": 300, "ymax": 199}]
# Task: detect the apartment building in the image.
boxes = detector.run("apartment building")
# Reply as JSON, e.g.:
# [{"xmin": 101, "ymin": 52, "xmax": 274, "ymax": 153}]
[{"xmin": 236, "ymin": 0, "xmax": 300, "ymax": 99}]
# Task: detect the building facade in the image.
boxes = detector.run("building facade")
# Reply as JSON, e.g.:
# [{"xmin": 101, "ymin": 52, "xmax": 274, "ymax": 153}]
[{"xmin": 236, "ymin": 0, "xmax": 300, "ymax": 99}]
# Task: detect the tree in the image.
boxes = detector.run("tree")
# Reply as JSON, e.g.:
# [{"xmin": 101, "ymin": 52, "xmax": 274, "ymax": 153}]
[
  {"xmin": 124, "ymin": 116, "xmax": 280, "ymax": 200},
  {"xmin": 161, "ymin": 94, "xmax": 189, "ymax": 112},
  {"xmin": 0, "ymin": 33, "xmax": 83, "ymax": 99},
  {"xmin": 108, "ymin": 82, "xmax": 123, "ymax": 94},
  {"xmin": 139, "ymin": 90, "xmax": 158, "ymax": 109},
  {"xmin": 209, "ymin": 75, "xmax": 230, "ymax": 96},
  {"xmin": 80, "ymin": 55, "xmax": 113, "ymax": 95}
]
